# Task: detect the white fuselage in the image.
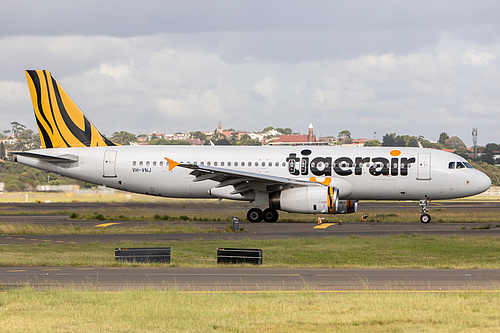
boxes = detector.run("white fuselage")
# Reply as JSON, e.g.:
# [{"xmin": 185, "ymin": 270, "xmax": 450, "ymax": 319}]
[{"xmin": 16, "ymin": 145, "xmax": 491, "ymax": 201}]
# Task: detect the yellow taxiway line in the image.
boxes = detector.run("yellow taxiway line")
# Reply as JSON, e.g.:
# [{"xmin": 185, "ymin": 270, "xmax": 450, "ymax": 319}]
[
  {"xmin": 313, "ymin": 223, "xmax": 336, "ymax": 229},
  {"xmin": 95, "ymin": 223, "xmax": 121, "ymax": 228}
]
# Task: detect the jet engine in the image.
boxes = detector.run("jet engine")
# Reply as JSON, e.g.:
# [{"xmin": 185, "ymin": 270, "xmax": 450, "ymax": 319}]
[{"xmin": 269, "ymin": 186, "xmax": 339, "ymax": 214}]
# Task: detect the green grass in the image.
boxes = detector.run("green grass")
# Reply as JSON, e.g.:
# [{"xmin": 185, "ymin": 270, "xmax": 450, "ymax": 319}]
[
  {"xmin": 0, "ymin": 287, "xmax": 498, "ymax": 332},
  {"xmin": 0, "ymin": 236, "xmax": 498, "ymax": 268}
]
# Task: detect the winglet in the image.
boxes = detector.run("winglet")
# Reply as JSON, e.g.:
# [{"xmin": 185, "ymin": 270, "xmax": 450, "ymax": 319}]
[{"xmin": 164, "ymin": 157, "xmax": 180, "ymax": 171}]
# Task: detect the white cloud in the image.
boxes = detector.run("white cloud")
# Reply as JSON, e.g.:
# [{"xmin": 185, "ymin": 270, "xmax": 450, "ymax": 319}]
[
  {"xmin": 253, "ymin": 75, "xmax": 280, "ymax": 105},
  {"xmin": 98, "ymin": 63, "xmax": 131, "ymax": 80},
  {"xmin": 461, "ymin": 49, "xmax": 496, "ymax": 66}
]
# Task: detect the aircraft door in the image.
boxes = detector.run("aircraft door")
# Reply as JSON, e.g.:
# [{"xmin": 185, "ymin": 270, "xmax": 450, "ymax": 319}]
[
  {"xmin": 103, "ymin": 150, "xmax": 117, "ymax": 178},
  {"xmin": 417, "ymin": 153, "xmax": 431, "ymax": 180}
]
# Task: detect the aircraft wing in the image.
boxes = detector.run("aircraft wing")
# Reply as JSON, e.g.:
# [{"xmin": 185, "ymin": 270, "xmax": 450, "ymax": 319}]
[{"xmin": 165, "ymin": 157, "xmax": 315, "ymax": 196}]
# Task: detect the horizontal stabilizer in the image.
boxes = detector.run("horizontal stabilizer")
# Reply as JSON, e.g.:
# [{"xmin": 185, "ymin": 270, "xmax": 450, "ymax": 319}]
[{"xmin": 13, "ymin": 151, "xmax": 79, "ymax": 163}]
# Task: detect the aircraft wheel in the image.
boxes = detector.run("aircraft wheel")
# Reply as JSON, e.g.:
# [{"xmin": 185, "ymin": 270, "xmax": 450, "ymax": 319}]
[
  {"xmin": 247, "ymin": 208, "xmax": 263, "ymax": 223},
  {"xmin": 263, "ymin": 208, "xmax": 279, "ymax": 222},
  {"xmin": 420, "ymin": 214, "xmax": 431, "ymax": 223}
]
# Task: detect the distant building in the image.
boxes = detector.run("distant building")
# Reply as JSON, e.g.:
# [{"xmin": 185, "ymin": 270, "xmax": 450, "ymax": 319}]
[
  {"xmin": 318, "ymin": 136, "xmax": 339, "ymax": 144},
  {"xmin": 1, "ymin": 137, "xmax": 17, "ymax": 144},
  {"xmin": 185, "ymin": 138, "xmax": 204, "ymax": 145},
  {"xmin": 339, "ymin": 138, "xmax": 370, "ymax": 147},
  {"xmin": 215, "ymin": 121, "xmax": 234, "ymax": 138},
  {"xmin": 165, "ymin": 133, "xmax": 190, "ymax": 141},
  {"xmin": 249, "ymin": 132, "xmax": 266, "ymax": 142},
  {"xmin": 268, "ymin": 123, "xmax": 327, "ymax": 146}
]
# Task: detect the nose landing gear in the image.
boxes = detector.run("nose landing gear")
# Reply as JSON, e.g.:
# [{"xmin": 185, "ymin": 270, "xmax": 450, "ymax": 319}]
[{"xmin": 419, "ymin": 199, "xmax": 431, "ymax": 223}]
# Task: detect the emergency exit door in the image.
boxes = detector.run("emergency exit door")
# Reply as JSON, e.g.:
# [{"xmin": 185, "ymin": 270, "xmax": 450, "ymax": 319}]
[
  {"xmin": 417, "ymin": 153, "xmax": 431, "ymax": 180},
  {"xmin": 103, "ymin": 150, "xmax": 117, "ymax": 178}
]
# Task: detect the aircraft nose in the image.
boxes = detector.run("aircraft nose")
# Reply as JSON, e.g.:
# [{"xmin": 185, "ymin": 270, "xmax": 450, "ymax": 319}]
[{"xmin": 476, "ymin": 171, "xmax": 491, "ymax": 194}]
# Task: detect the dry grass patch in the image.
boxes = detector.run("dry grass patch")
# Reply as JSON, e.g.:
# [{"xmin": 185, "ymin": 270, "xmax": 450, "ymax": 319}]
[
  {"xmin": 0, "ymin": 288, "xmax": 498, "ymax": 332},
  {"xmin": 0, "ymin": 222, "xmax": 229, "ymax": 236}
]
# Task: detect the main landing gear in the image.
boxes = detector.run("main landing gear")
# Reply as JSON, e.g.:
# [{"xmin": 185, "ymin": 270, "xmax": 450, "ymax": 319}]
[
  {"xmin": 247, "ymin": 208, "xmax": 279, "ymax": 223},
  {"xmin": 419, "ymin": 199, "xmax": 431, "ymax": 223}
]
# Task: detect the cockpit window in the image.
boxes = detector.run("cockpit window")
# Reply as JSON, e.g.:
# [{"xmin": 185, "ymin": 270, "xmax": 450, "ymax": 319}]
[{"xmin": 449, "ymin": 161, "xmax": 474, "ymax": 170}]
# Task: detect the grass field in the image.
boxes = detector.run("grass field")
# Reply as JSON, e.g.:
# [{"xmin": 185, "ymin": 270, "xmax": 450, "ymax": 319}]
[
  {"xmin": 1, "ymin": 235, "xmax": 499, "ymax": 269},
  {"xmin": 0, "ymin": 287, "xmax": 498, "ymax": 332}
]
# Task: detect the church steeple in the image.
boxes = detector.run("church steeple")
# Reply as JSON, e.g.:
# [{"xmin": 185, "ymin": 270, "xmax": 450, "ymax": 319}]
[{"xmin": 308, "ymin": 123, "xmax": 314, "ymax": 142}]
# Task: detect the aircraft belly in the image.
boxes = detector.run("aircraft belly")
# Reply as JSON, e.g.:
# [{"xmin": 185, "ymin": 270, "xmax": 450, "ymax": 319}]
[{"xmin": 370, "ymin": 179, "xmax": 396, "ymax": 200}]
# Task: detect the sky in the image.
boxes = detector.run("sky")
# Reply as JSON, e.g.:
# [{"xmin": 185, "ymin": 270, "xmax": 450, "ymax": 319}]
[{"xmin": 0, "ymin": 0, "xmax": 499, "ymax": 145}]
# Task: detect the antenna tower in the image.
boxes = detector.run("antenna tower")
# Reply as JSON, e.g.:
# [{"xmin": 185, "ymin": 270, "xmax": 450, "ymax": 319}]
[{"xmin": 472, "ymin": 128, "xmax": 478, "ymax": 158}]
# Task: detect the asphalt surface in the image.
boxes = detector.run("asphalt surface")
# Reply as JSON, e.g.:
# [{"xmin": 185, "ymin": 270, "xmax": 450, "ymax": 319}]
[
  {"xmin": 1, "ymin": 267, "xmax": 498, "ymax": 292},
  {"xmin": 1, "ymin": 200, "xmax": 499, "ymax": 291}
]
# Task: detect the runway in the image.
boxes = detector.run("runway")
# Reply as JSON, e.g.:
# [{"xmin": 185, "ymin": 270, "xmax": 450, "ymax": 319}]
[{"xmin": 1, "ymin": 267, "xmax": 499, "ymax": 292}]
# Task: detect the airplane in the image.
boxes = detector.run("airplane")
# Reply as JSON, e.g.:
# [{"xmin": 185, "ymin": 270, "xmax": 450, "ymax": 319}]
[{"xmin": 14, "ymin": 70, "xmax": 491, "ymax": 223}]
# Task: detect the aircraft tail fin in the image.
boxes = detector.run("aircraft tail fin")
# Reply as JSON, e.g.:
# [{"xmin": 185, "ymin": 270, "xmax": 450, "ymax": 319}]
[{"xmin": 25, "ymin": 70, "xmax": 116, "ymax": 148}]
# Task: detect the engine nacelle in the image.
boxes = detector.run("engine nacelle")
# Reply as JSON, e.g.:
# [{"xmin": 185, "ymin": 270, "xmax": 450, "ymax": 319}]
[
  {"xmin": 336, "ymin": 200, "xmax": 359, "ymax": 214},
  {"xmin": 269, "ymin": 186, "xmax": 339, "ymax": 214}
]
